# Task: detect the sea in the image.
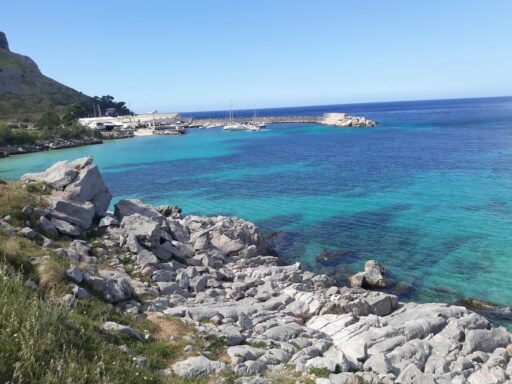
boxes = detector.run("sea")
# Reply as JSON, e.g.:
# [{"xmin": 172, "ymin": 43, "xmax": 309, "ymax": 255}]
[{"xmin": 1, "ymin": 96, "xmax": 511, "ymax": 320}]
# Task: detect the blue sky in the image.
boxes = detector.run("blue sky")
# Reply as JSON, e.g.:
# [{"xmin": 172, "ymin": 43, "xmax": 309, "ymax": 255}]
[{"xmin": 2, "ymin": 1, "xmax": 511, "ymax": 113}]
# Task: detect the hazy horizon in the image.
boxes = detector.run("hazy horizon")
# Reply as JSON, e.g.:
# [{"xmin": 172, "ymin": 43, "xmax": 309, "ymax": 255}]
[{"xmin": 179, "ymin": 94, "xmax": 512, "ymax": 115}]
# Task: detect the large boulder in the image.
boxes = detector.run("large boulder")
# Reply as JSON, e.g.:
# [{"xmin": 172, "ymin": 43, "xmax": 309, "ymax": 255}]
[
  {"xmin": 65, "ymin": 164, "xmax": 106, "ymax": 201},
  {"xmin": 227, "ymin": 345, "xmax": 265, "ymax": 365},
  {"xmin": 96, "ymin": 270, "xmax": 135, "ymax": 303},
  {"xmin": 49, "ymin": 197, "xmax": 96, "ymax": 229},
  {"xmin": 120, "ymin": 213, "xmax": 160, "ymax": 249},
  {"xmin": 21, "ymin": 157, "xmax": 112, "ymax": 233},
  {"xmin": 348, "ymin": 260, "xmax": 388, "ymax": 289},
  {"xmin": 463, "ymin": 328, "xmax": 511, "ymax": 354},
  {"xmin": 51, "ymin": 218, "xmax": 80, "ymax": 236},
  {"xmin": 184, "ymin": 215, "xmax": 273, "ymax": 256},
  {"xmin": 65, "ymin": 165, "xmax": 112, "ymax": 215},
  {"xmin": 37, "ymin": 216, "xmax": 58, "ymax": 238},
  {"xmin": 22, "ymin": 160, "xmax": 79, "ymax": 190},
  {"xmin": 114, "ymin": 199, "xmax": 164, "ymax": 223}
]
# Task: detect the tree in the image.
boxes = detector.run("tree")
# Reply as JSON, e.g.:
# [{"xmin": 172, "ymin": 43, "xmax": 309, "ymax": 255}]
[
  {"xmin": 61, "ymin": 104, "xmax": 87, "ymax": 125},
  {"xmin": 91, "ymin": 95, "xmax": 132, "ymax": 116},
  {"xmin": 35, "ymin": 111, "xmax": 61, "ymax": 131}
]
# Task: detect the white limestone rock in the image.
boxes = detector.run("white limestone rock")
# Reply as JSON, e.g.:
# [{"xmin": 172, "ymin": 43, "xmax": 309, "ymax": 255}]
[
  {"xmin": 100, "ymin": 321, "xmax": 142, "ymax": 341},
  {"xmin": 21, "ymin": 160, "xmax": 79, "ymax": 190},
  {"xmin": 51, "ymin": 218, "xmax": 80, "ymax": 236},
  {"xmin": 171, "ymin": 356, "xmax": 228, "ymax": 377}
]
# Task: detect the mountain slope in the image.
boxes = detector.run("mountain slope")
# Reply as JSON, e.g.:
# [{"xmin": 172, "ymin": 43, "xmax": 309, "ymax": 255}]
[{"xmin": 0, "ymin": 32, "xmax": 91, "ymax": 121}]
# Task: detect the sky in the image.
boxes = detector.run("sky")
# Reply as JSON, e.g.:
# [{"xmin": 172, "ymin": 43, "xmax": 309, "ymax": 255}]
[{"xmin": 2, "ymin": 0, "xmax": 512, "ymax": 113}]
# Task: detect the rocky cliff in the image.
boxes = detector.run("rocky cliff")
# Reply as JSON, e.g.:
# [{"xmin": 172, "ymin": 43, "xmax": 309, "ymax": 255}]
[
  {"xmin": 0, "ymin": 32, "xmax": 9, "ymax": 51},
  {"xmin": 5, "ymin": 158, "xmax": 512, "ymax": 383},
  {"xmin": 0, "ymin": 31, "xmax": 90, "ymax": 120}
]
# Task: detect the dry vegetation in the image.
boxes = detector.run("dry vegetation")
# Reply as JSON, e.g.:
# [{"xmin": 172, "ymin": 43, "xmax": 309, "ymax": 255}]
[{"xmin": 37, "ymin": 258, "xmax": 67, "ymax": 289}]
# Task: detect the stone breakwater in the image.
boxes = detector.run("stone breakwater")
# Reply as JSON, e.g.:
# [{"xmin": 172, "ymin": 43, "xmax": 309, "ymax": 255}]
[
  {"xmin": 194, "ymin": 112, "xmax": 377, "ymax": 128},
  {"xmin": 12, "ymin": 158, "xmax": 512, "ymax": 383}
]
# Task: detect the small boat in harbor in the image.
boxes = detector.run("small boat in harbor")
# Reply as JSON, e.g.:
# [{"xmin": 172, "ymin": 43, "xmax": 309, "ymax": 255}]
[
  {"xmin": 202, "ymin": 122, "xmax": 224, "ymax": 129},
  {"xmin": 252, "ymin": 107, "xmax": 266, "ymax": 128},
  {"xmin": 223, "ymin": 101, "xmax": 262, "ymax": 131},
  {"xmin": 224, "ymin": 123, "xmax": 252, "ymax": 131},
  {"xmin": 224, "ymin": 100, "xmax": 249, "ymax": 131}
]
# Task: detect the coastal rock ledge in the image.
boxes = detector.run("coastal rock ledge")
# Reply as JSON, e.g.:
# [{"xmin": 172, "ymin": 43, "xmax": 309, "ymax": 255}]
[{"xmin": 17, "ymin": 158, "xmax": 512, "ymax": 383}]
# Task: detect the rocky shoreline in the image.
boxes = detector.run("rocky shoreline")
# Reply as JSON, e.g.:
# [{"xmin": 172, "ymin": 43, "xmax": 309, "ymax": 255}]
[
  {"xmin": 0, "ymin": 137, "xmax": 103, "ymax": 157},
  {"xmin": 6, "ymin": 158, "xmax": 512, "ymax": 383},
  {"xmin": 0, "ymin": 131, "xmax": 135, "ymax": 158}
]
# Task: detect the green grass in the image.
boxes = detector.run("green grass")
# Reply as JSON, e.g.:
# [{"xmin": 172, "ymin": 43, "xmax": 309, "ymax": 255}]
[
  {"xmin": 309, "ymin": 367, "xmax": 331, "ymax": 378},
  {"xmin": 0, "ymin": 265, "xmax": 167, "ymax": 383},
  {"xmin": 0, "ymin": 181, "xmax": 47, "ymax": 225},
  {"xmin": 248, "ymin": 340, "xmax": 267, "ymax": 349}
]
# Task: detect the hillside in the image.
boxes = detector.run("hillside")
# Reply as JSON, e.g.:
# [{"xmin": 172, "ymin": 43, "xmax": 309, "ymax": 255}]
[{"xmin": 0, "ymin": 31, "xmax": 91, "ymax": 121}]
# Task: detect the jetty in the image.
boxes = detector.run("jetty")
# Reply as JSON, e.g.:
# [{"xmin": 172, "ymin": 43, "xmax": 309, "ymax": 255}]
[{"xmin": 194, "ymin": 112, "xmax": 377, "ymax": 128}]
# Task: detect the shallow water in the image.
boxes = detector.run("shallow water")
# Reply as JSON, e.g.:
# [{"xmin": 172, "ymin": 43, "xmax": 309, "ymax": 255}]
[{"xmin": 1, "ymin": 97, "xmax": 512, "ymax": 307}]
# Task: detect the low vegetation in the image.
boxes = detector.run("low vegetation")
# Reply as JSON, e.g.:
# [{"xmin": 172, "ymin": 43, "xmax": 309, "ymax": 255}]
[
  {"xmin": 0, "ymin": 120, "xmax": 100, "ymax": 147},
  {"xmin": 0, "ymin": 180, "xmax": 47, "ymax": 225}
]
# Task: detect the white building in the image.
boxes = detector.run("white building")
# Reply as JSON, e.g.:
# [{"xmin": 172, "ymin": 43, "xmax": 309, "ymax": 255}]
[{"xmin": 79, "ymin": 113, "xmax": 182, "ymax": 130}]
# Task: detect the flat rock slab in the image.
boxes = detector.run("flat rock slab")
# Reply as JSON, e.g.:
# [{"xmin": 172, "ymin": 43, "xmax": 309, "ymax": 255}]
[{"xmin": 171, "ymin": 356, "xmax": 228, "ymax": 377}]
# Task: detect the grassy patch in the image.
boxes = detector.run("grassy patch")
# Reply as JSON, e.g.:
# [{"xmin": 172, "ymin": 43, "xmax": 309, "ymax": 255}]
[
  {"xmin": 0, "ymin": 265, "xmax": 167, "ymax": 383},
  {"xmin": 0, "ymin": 181, "xmax": 47, "ymax": 225},
  {"xmin": 0, "ymin": 233, "xmax": 46, "ymax": 270},
  {"xmin": 248, "ymin": 340, "xmax": 267, "ymax": 349},
  {"xmin": 309, "ymin": 367, "xmax": 331, "ymax": 378}
]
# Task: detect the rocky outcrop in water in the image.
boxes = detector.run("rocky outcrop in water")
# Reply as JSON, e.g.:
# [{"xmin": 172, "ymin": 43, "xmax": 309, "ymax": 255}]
[
  {"xmin": 18, "ymin": 158, "xmax": 512, "ymax": 383},
  {"xmin": 321, "ymin": 113, "xmax": 377, "ymax": 127},
  {"xmin": 348, "ymin": 260, "xmax": 388, "ymax": 289}
]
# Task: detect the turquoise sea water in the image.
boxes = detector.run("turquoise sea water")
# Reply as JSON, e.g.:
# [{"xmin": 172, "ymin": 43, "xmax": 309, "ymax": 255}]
[{"xmin": 1, "ymin": 97, "xmax": 512, "ymax": 310}]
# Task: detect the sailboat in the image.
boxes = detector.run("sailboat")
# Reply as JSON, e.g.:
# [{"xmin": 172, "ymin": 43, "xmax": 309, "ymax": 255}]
[
  {"xmin": 223, "ymin": 101, "xmax": 253, "ymax": 131},
  {"xmin": 251, "ymin": 107, "xmax": 266, "ymax": 128}
]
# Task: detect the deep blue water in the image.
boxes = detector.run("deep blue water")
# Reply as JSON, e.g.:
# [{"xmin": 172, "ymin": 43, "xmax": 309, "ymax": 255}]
[{"xmin": 2, "ymin": 96, "xmax": 512, "ymax": 313}]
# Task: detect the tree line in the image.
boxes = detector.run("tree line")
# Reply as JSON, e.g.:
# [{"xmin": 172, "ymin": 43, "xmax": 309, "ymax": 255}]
[{"xmin": 0, "ymin": 95, "xmax": 131, "ymax": 146}]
